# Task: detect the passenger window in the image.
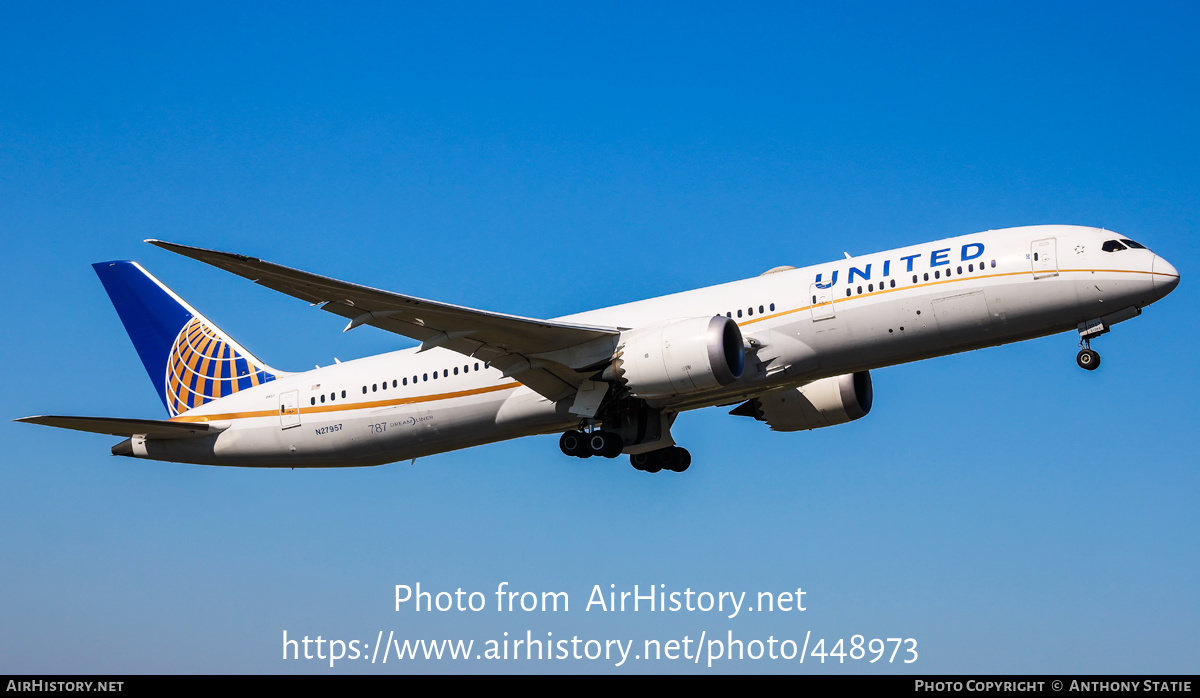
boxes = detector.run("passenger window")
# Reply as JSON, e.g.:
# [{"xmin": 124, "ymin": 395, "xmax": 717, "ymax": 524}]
[
  {"xmin": 341, "ymin": 390, "xmax": 346, "ymax": 398},
  {"xmin": 737, "ymin": 309, "xmax": 742, "ymax": 318},
  {"xmin": 957, "ymin": 266, "xmax": 962, "ymax": 274},
  {"xmin": 846, "ymin": 289, "xmax": 851, "ymax": 297},
  {"xmin": 474, "ymin": 363, "xmax": 480, "ymax": 371},
  {"xmin": 991, "ymin": 260, "xmax": 996, "ymax": 268},
  {"xmin": 320, "ymin": 394, "xmax": 326, "ymax": 403},
  {"xmin": 924, "ymin": 273, "xmax": 929, "ymax": 281},
  {"xmin": 454, "ymin": 367, "xmax": 459, "ymax": 375},
  {"xmin": 310, "ymin": 397, "xmax": 315, "ymax": 406},
  {"xmin": 423, "ymin": 374, "xmax": 428, "ymax": 381},
  {"xmin": 935, "ymin": 270, "xmax": 940, "ymax": 279},
  {"xmin": 890, "ymin": 279, "xmax": 896, "ymax": 288},
  {"xmin": 443, "ymin": 369, "xmax": 448, "ymax": 377},
  {"xmin": 857, "ymin": 286, "xmax": 862, "ymax": 294},
  {"xmin": 372, "ymin": 384, "xmax": 377, "ymax": 392},
  {"xmin": 747, "ymin": 307, "xmax": 753, "ymax": 316},
  {"xmin": 392, "ymin": 380, "xmax": 397, "ymax": 388},
  {"xmin": 362, "ymin": 386, "xmax": 367, "ymax": 394},
  {"xmin": 770, "ymin": 303, "xmax": 775, "ymax": 311},
  {"xmin": 758, "ymin": 305, "xmax": 764, "ymax": 314}
]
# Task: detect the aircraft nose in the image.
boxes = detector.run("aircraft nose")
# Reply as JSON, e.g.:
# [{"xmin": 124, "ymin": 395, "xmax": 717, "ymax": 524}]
[{"xmin": 1152, "ymin": 255, "xmax": 1180, "ymax": 299}]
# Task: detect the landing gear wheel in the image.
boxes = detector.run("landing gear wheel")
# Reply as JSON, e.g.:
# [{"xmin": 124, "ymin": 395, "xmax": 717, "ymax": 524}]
[
  {"xmin": 587, "ymin": 431, "xmax": 624, "ymax": 459},
  {"xmin": 629, "ymin": 452, "xmax": 662, "ymax": 473},
  {"xmin": 1076, "ymin": 348, "xmax": 1101, "ymax": 371},
  {"xmin": 659, "ymin": 447, "xmax": 692, "ymax": 472},
  {"xmin": 601, "ymin": 432, "xmax": 624, "ymax": 458},
  {"xmin": 629, "ymin": 447, "xmax": 691, "ymax": 473},
  {"xmin": 559, "ymin": 431, "xmax": 590, "ymax": 458}
]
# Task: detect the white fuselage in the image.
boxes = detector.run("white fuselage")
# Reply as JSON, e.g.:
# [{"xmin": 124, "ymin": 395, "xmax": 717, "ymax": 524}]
[{"xmin": 137, "ymin": 225, "xmax": 1178, "ymax": 467}]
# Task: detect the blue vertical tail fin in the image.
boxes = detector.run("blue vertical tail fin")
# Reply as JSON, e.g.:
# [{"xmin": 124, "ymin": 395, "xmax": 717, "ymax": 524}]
[{"xmin": 92, "ymin": 261, "xmax": 285, "ymax": 417}]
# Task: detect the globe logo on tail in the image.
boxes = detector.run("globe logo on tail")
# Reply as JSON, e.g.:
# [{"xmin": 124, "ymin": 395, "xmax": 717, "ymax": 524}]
[{"xmin": 165, "ymin": 317, "xmax": 276, "ymax": 416}]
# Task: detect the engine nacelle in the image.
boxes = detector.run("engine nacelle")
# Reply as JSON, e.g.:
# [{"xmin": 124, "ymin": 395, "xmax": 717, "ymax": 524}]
[
  {"xmin": 736, "ymin": 371, "xmax": 873, "ymax": 432},
  {"xmin": 610, "ymin": 316, "xmax": 745, "ymax": 399}
]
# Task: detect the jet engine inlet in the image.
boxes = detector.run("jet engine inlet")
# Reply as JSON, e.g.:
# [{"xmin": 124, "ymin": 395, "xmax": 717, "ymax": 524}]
[
  {"xmin": 609, "ymin": 316, "xmax": 745, "ymax": 398},
  {"xmin": 731, "ymin": 371, "xmax": 873, "ymax": 431}
]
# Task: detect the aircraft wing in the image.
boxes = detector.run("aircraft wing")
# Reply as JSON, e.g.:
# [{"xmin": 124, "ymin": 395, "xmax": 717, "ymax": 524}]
[
  {"xmin": 16, "ymin": 415, "xmax": 218, "ymax": 439},
  {"xmin": 147, "ymin": 240, "xmax": 622, "ymax": 402}
]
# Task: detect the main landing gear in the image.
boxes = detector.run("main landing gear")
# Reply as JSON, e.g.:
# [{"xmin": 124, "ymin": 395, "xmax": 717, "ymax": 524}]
[
  {"xmin": 559, "ymin": 430, "xmax": 623, "ymax": 459},
  {"xmin": 629, "ymin": 446, "xmax": 691, "ymax": 473},
  {"xmin": 559, "ymin": 430, "xmax": 691, "ymax": 473}
]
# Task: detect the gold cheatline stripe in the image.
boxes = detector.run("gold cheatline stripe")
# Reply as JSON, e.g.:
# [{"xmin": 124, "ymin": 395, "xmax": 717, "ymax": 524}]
[
  {"xmin": 170, "ymin": 381, "xmax": 522, "ymax": 423},
  {"xmin": 738, "ymin": 267, "xmax": 1174, "ymax": 326}
]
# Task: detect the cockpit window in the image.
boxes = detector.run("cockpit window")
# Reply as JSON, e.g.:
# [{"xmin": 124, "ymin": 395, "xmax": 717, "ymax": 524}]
[
  {"xmin": 1102, "ymin": 240, "xmax": 1127, "ymax": 252},
  {"xmin": 1120, "ymin": 238, "xmax": 1147, "ymax": 250}
]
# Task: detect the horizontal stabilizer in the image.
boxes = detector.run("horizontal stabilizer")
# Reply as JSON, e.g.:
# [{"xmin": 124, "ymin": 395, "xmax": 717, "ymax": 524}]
[{"xmin": 15, "ymin": 415, "xmax": 220, "ymax": 439}]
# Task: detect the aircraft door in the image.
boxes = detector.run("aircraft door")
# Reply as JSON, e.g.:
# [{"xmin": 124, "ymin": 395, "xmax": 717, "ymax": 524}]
[
  {"xmin": 1031, "ymin": 238, "xmax": 1058, "ymax": 279},
  {"xmin": 279, "ymin": 390, "xmax": 300, "ymax": 429},
  {"xmin": 809, "ymin": 283, "xmax": 835, "ymax": 321}
]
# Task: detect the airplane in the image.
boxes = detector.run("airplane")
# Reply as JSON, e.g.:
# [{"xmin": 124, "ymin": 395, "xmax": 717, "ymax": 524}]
[{"xmin": 17, "ymin": 225, "xmax": 1180, "ymax": 473}]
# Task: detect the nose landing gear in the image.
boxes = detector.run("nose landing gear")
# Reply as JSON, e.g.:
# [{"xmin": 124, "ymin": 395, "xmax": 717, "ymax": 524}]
[
  {"xmin": 1076, "ymin": 346, "xmax": 1101, "ymax": 371},
  {"xmin": 1076, "ymin": 306, "xmax": 1143, "ymax": 371},
  {"xmin": 1076, "ymin": 326, "xmax": 1101, "ymax": 371},
  {"xmin": 1076, "ymin": 319, "xmax": 1104, "ymax": 371}
]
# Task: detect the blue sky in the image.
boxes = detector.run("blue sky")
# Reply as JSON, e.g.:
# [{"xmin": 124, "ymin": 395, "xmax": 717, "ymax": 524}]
[{"xmin": 2, "ymin": 1, "xmax": 1197, "ymax": 673}]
